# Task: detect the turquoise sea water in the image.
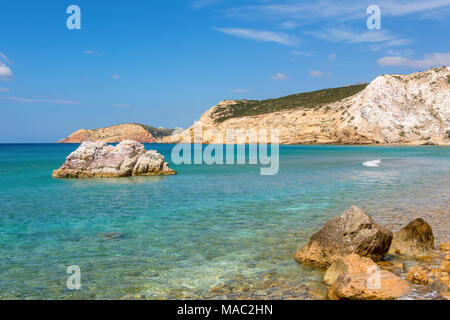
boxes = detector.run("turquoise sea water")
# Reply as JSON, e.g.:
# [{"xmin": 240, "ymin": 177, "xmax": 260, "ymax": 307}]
[{"xmin": 0, "ymin": 144, "xmax": 449, "ymax": 299}]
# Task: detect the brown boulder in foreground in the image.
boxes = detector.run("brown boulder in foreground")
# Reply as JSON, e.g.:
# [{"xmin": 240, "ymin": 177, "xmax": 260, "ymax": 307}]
[
  {"xmin": 52, "ymin": 140, "xmax": 176, "ymax": 178},
  {"xmin": 328, "ymin": 270, "xmax": 410, "ymax": 300},
  {"xmin": 295, "ymin": 206, "xmax": 393, "ymax": 268},
  {"xmin": 388, "ymin": 218, "xmax": 434, "ymax": 257},
  {"xmin": 323, "ymin": 254, "xmax": 377, "ymax": 285}
]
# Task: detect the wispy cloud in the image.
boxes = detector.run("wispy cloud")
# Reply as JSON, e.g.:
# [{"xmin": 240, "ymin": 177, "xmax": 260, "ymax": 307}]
[
  {"xmin": 85, "ymin": 49, "xmax": 104, "ymax": 56},
  {"xmin": 271, "ymin": 73, "xmax": 289, "ymax": 80},
  {"xmin": 309, "ymin": 70, "xmax": 324, "ymax": 77},
  {"xmin": 214, "ymin": 28, "xmax": 298, "ymax": 46},
  {"xmin": 290, "ymin": 50, "xmax": 314, "ymax": 56},
  {"xmin": 329, "ymin": 53, "xmax": 337, "ymax": 61},
  {"xmin": 377, "ymin": 52, "xmax": 450, "ymax": 68},
  {"xmin": 279, "ymin": 21, "xmax": 300, "ymax": 29},
  {"xmin": 0, "ymin": 87, "xmax": 10, "ymax": 93},
  {"xmin": 2, "ymin": 96, "xmax": 81, "ymax": 105},
  {"xmin": 306, "ymin": 29, "xmax": 397, "ymax": 43},
  {"xmin": 111, "ymin": 74, "xmax": 120, "ymax": 80},
  {"xmin": 191, "ymin": 0, "xmax": 221, "ymax": 9},
  {"xmin": 369, "ymin": 39, "xmax": 413, "ymax": 51},
  {"xmin": 381, "ymin": 0, "xmax": 450, "ymax": 16},
  {"xmin": 112, "ymin": 103, "xmax": 130, "ymax": 108},
  {"xmin": 230, "ymin": 89, "xmax": 251, "ymax": 93},
  {"xmin": 223, "ymin": 0, "xmax": 450, "ymax": 22},
  {"xmin": 0, "ymin": 52, "xmax": 13, "ymax": 82}
]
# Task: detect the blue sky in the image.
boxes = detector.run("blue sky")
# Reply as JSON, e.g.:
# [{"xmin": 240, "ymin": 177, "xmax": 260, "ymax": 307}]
[{"xmin": 1, "ymin": 0, "xmax": 449, "ymax": 142}]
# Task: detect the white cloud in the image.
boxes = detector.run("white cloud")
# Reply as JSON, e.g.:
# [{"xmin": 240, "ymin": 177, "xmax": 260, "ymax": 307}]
[
  {"xmin": 0, "ymin": 52, "xmax": 13, "ymax": 82},
  {"xmin": 0, "ymin": 87, "xmax": 10, "ymax": 92},
  {"xmin": 214, "ymin": 28, "xmax": 298, "ymax": 46},
  {"xmin": 224, "ymin": 0, "xmax": 450, "ymax": 22},
  {"xmin": 191, "ymin": 0, "xmax": 221, "ymax": 9},
  {"xmin": 306, "ymin": 29, "xmax": 397, "ymax": 43},
  {"xmin": 382, "ymin": 0, "xmax": 450, "ymax": 16},
  {"xmin": 279, "ymin": 21, "xmax": 299, "ymax": 29},
  {"xmin": 290, "ymin": 50, "xmax": 314, "ymax": 56},
  {"xmin": 111, "ymin": 74, "xmax": 120, "ymax": 80},
  {"xmin": 2, "ymin": 96, "xmax": 81, "ymax": 105},
  {"xmin": 85, "ymin": 49, "xmax": 103, "ymax": 56},
  {"xmin": 377, "ymin": 52, "xmax": 450, "ymax": 68},
  {"xmin": 309, "ymin": 70, "xmax": 324, "ymax": 77},
  {"xmin": 230, "ymin": 89, "xmax": 251, "ymax": 93},
  {"xmin": 271, "ymin": 73, "xmax": 289, "ymax": 80},
  {"xmin": 112, "ymin": 103, "xmax": 130, "ymax": 107},
  {"xmin": 329, "ymin": 53, "xmax": 337, "ymax": 61}
]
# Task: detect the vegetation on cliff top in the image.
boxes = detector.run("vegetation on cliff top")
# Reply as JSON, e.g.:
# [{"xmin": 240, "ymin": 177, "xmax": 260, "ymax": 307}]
[
  {"xmin": 134, "ymin": 124, "xmax": 175, "ymax": 138},
  {"xmin": 212, "ymin": 84, "xmax": 368, "ymax": 123}
]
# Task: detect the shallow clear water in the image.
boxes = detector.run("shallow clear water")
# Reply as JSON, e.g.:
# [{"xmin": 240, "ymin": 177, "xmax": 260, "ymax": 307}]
[{"xmin": 0, "ymin": 144, "xmax": 449, "ymax": 299}]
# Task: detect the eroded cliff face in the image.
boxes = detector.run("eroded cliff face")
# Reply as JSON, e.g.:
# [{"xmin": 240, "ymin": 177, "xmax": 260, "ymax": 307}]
[
  {"xmin": 167, "ymin": 67, "xmax": 450, "ymax": 145},
  {"xmin": 59, "ymin": 124, "xmax": 160, "ymax": 143}
]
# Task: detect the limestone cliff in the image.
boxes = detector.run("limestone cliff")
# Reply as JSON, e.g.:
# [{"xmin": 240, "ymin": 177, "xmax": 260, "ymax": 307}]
[
  {"xmin": 59, "ymin": 123, "xmax": 174, "ymax": 143},
  {"xmin": 167, "ymin": 66, "xmax": 450, "ymax": 145}
]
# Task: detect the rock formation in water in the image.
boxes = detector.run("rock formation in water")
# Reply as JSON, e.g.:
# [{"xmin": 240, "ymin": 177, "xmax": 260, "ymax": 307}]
[
  {"xmin": 294, "ymin": 206, "xmax": 393, "ymax": 268},
  {"xmin": 388, "ymin": 218, "xmax": 435, "ymax": 257},
  {"xmin": 58, "ymin": 123, "xmax": 174, "ymax": 143},
  {"xmin": 52, "ymin": 140, "xmax": 176, "ymax": 178},
  {"xmin": 166, "ymin": 66, "xmax": 450, "ymax": 145}
]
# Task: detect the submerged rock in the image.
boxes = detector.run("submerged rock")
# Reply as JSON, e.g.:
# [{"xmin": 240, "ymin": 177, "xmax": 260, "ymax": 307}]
[
  {"xmin": 52, "ymin": 140, "xmax": 176, "ymax": 178},
  {"xmin": 328, "ymin": 270, "xmax": 410, "ymax": 300},
  {"xmin": 406, "ymin": 265, "xmax": 429, "ymax": 285},
  {"xmin": 388, "ymin": 218, "xmax": 434, "ymax": 257},
  {"xmin": 323, "ymin": 254, "xmax": 377, "ymax": 285},
  {"xmin": 295, "ymin": 206, "xmax": 393, "ymax": 268},
  {"xmin": 98, "ymin": 232, "xmax": 126, "ymax": 240}
]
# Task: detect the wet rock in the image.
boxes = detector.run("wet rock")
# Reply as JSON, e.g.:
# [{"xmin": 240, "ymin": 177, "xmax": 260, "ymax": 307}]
[
  {"xmin": 52, "ymin": 140, "xmax": 176, "ymax": 178},
  {"xmin": 440, "ymin": 242, "xmax": 450, "ymax": 252},
  {"xmin": 328, "ymin": 270, "xmax": 410, "ymax": 300},
  {"xmin": 439, "ymin": 260, "xmax": 450, "ymax": 273},
  {"xmin": 295, "ymin": 206, "xmax": 393, "ymax": 268},
  {"xmin": 440, "ymin": 292, "xmax": 450, "ymax": 300},
  {"xmin": 406, "ymin": 265, "xmax": 429, "ymax": 285},
  {"xmin": 324, "ymin": 254, "xmax": 377, "ymax": 285},
  {"xmin": 388, "ymin": 218, "xmax": 434, "ymax": 257},
  {"xmin": 438, "ymin": 276, "xmax": 450, "ymax": 287},
  {"xmin": 402, "ymin": 261, "xmax": 418, "ymax": 273}
]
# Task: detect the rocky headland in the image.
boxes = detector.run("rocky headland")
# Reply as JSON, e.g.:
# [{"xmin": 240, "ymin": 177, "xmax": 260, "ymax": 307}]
[
  {"xmin": 52, "ymin": 140, "xmax": 176, "ymax": 178},
  {"xmin": 167, "ymin": 66, "xmax": 450, "ymax": 145},
  {"xmin": 58, "ymin": 123, "xmax": 174, "ymax": 144}
]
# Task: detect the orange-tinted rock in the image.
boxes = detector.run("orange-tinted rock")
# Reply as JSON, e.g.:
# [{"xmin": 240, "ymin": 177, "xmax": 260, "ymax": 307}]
[
  {"xmin": 58, "ymin": 123, "xmax": 174, "ymax": 143},
  {"xmin": 328, "ymin": 270, "xmax": 410, "ymax": 300},
  {"xmin": 406, "ymin": 266, "xmax": 429, "ymax": 285},
  {"xmin": 439, "ymin": 260, "xmax": 450, "ymax": 273},
  {"xmin": 324, "ymin": 254, "xmax": 377, "ymax": 285},
  {"xmin": 440, "ymin": 242, "xmax": 450, "ymax": 252}
]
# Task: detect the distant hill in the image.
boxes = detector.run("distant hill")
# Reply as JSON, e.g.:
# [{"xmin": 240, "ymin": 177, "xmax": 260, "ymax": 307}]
[
  {"xmin": 58, "ymin": 123, "xmax": 175, "ymax": 143},
  {"xmin": 170, "ymin": 66, "xmax": 450, "ymax": 145},
  {"xmin": 212, "ymin": 84, "xmax": 368, "ymax": 123}
]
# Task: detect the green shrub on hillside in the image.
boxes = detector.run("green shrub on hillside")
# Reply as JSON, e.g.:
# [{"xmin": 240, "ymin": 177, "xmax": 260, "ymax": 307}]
[{"xmin": 212, "ymin": 84, "xmax": 368, "ymax": 123}]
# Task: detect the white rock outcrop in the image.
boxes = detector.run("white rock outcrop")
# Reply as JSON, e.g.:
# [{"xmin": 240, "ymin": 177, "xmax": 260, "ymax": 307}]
[
  {"xmin": 166, "ymin": 66, "xmax": 450, "ymax": 145},
  {"xmin": 52, "ymin": 140, "xmax": 176, "ymax": 178}
]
